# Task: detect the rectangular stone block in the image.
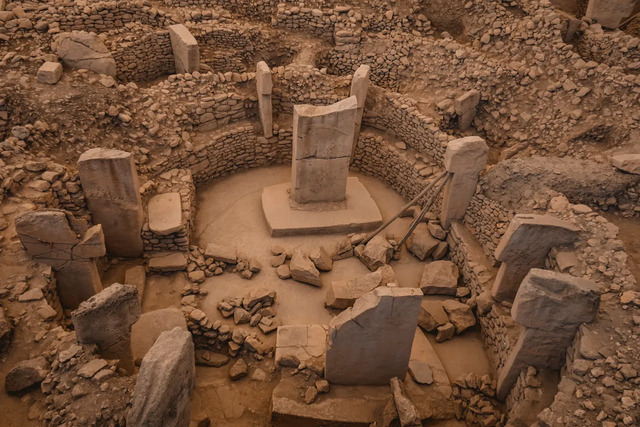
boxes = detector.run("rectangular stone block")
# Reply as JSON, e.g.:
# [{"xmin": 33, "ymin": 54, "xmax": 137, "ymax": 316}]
[
  {"xmin": 325, "ymin": 287, "xmax": 423, "ymax": 385},
  {"xmin": 585, "ymin": 0, "xmax": 636, "ymax": 29},
  {"xmin": 168, "ymin": 24, "xmax": 199, "ymax": 74},
  {"xmin": 148, "ymin": 192, "xmax": 183, "ymax": 235},
  {"xmin": 77, "ymin": 148, "xmax": 144, "ymax": 257},
  {"xmin": 37, "ymin": 61, "xmax": 63, "ymax": 85}
]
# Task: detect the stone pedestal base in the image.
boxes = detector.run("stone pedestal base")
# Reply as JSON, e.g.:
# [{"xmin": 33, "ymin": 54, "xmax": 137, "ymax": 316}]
[{"xmin": 261, "ymin": 177, "xmax": 382, "ymax": 237}]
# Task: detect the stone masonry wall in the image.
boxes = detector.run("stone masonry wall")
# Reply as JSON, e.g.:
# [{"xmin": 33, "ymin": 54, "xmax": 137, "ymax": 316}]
[{"xmin": 112, "ymin": 31, "xmax": 175, "ymax": 83}]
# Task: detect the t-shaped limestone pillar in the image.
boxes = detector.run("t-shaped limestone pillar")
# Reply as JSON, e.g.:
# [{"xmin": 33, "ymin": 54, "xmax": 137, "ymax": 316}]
[
  {"xmin": 349, "ymin": 64, "xmax": 370, "ymax": 159},
  {"xmin": 496, "ymin": 269, "xmax": 599, "ymax": 399},
  {"xmin": 440, "ymin": 136, "xmax": 488, "ymax": 228},
  {"xmin": 77, "ymin": 148, "xmax": 144, "ymax": 257},
  {"xmin": 291, "ymin": 96, "xmax": 358, "ymax": 205},
  {"xmin": 325, "ymin": 286, "xmax": 423, "ymax": 385},
  {"xmin": 491, "ymin": 214, "xmax": 579, "ymax": 302},
  {"xmin": 168, "ymin": 24, "xmax": 199, "ymax": 74},
  {"xmin": 71, "ymin": 284, "xmax": 141, "ymax": 373},
  {"xmin": 15, "ymin": 210, "xmax": 105, "ymax": 309},
  {"xmin": 256, "ymin": 61, "xmax": 273, "ymax": 138}
]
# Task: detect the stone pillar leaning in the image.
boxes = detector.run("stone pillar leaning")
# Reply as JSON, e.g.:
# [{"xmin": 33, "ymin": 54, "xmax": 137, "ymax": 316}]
[
  {"xmin": 440, "ymin": 136, "xmax": 488, "ymax": 229},
  {"xmin": 15, "ymin": 210, "xmax": 105, "ymax": 309},
  {"xmin": 496, "ymin": 269, "xmax": 599, "ymax": 399},
  {"xmin": 168, "ymin": 24, "xmax": 199, "ymax": 74},
  {"xmin": 291, "ymin": 96, "xmax": 358, "ymax": 205},
  {"xmin": 325, "ymin": 286, "xmax": 423, "ymax": 385},
  {"xmin": 77, "ymin": 148, "xmax": 144, "ymax": 257},
  {"xmin": 256, "ymin": 61, "xmax": 273, "ymax": 138},
  {"xmin": 349, "ymin": 64, "xmax": 370, "ymax": 159},
  {"xmin": 71, "ymin": 284, "xmax": 141, "ymax": 373},
  {"xmin": 585, "ymin": 0, "xmax": 637, "ymax": 29},
  {"xmin": 491, "ymin": 214, "xmax": 579, "ymax": 302}
]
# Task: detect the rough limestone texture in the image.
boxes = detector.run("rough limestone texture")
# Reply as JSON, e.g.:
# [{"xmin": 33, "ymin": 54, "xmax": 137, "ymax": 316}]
[
  {"xmin": 131, "ymin": 308, "xmax": 188, "ymax": 364},
  {"xmin": 71, "ymin": 284, "xmax": 141, "ymax": 372},
  {"xmin": 256, "ymin": 61, "xmax": 273, "ymax": 138},
  {"xmin": 441, "ymin": 300, "xmax": 476, "ymax": 334},
  {"xmin": 15, "ymin": 210, "xmax": 105, "ymax": 309},
  {"xmin": 5, "ymin": 357, "xmax": 50, "ymax": 394},
  {"xmin": 291, "ymin": 96, "xmax": 358, "ymax": 204},
  {"xmin": 496, "ymin": 269, "xmax": 600, "ymax": 399},
  {"xmin": 417, "ymin": 300, "xmax": 449, "ymax": 333},
  {"xmin": 53, "ymin": 31, "xmax": 116, "ymax": 76},
  {"xmin": 390, "ymin": 377, "xmax": 422, "ymax": 426},
  {"xmin": 612, "ymin": 154, "xmax": 640, "ymax": 175},
  {"xmin": 441, "ymin": 136, "xmax": 489, "ymax": 228},
  {"xmin": 419, "ymin": 261, "xmax": 459, "ymax": 296},
  {"xmin": 289, "ymin": 249, "xmax": 321, "ymax": 286},
  {"xmin": 148, "ymin": 193, "xmax": 183, "ymax": 235},
  {"xmin": 124, "ymin": 265, "xmax": 146, "ymax": 301},
  {"xmin": 325, "ymin": 287, "xmax": 423, "ymax": 385},
  {"xmin": 491, "ymin": 214, "xmax": 579, "ymax": 302},
  {"xmin": 275, "ymin": 324, "xmax": 327, "ymax": 375},
  {"xmin": 37, "ymin": 61, "xmax": 63, "ymax": 85},
  {"xmin": 454, "ymin": 89, "xmax": 480, "ymax": 131},
  {"xmin": 128, "ymin": 327, "xmax": 195, "ymax": 427},
  {"xmin": 585, "ymin": 0, "xmax": 636, "ymax": 29},
  {"xmin": 168, "ymin": 24, "xmax": 199, "ymax": 74},
  {"xmin": 407, "ymin": 223, "xmax": 439, "ymax": 261},
  {"xmin": 349, "ymin": 64, "xmax": 370, "ymax": 156},
  {"xmin": 358, "ymin": 235, "xmax": 393, "ymax": 271},
  {"xmin": 77, "ymin": 148, "xmax": 144, "ymax": 257},
  {"xmin": 326, "ymin": 265, "xmax": 395, "ymax": 309}
]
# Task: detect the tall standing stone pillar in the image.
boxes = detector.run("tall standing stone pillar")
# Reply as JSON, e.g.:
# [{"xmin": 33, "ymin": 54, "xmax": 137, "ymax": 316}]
[
  {"xmin": 256, "ymin": 61, "xmax": 273, "ymax": 138},
  {"xmin": 15, "ymin": 210, "xmax": 105, "ymax": 309},
  {"xmin": 168, "ymin": 24, "xmax": 199, "ymax": 74},
  {"xmin": 440, "ymin": 136, "xmax": 488, "ymax": 229},
  {"xmin": 496, "ymin": 269, "xmax": 599, "ymax": 399},
  {"xmin": 349, "ymin": 64, "xmax": 370, "ymax": 159},
  {"xmin": 78, "ymin": 148, "xmax": 144, "ymax": 257},
  {"xmin": 491, "ymin": 214, "xmax": 579, "ymax": 302},
  {"xmin": 454, "ymin": 89, "xmax": 480, "ymax": 131},
  {"xmin": 585, "ymin": 0, "xmax": 637, "ymax": 29},
  {"xmin": 325, "ymin": 286, "xmax": 423, "ymax": 385},
  {"xmin": 291, "ymin": 96, "xmax": 358, "ymax": 205}
]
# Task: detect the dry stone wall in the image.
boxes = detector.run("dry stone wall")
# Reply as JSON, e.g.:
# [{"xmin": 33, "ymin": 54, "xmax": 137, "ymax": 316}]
[{"xmin": 112, "ymin": 31, "xmax": 175, "ymax": 82}]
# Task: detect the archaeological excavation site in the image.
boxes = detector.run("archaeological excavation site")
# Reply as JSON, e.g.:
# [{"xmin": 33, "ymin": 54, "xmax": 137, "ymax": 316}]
[{"xmin": 3, "ymin": 0, "xmax": 640, "ymax": 425}]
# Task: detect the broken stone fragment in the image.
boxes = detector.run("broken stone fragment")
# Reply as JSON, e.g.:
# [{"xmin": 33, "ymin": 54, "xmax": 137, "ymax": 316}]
[
  {"xmin": 407, "ymin": 223, "xmax": 439, "ymax": 261},
  {"xmin": 233, "ymin": 307, "xmax": 251, "ymax": 324},
  {"xmin": 5, "ymin": 357, "xmax": 50, "ymax": 394},
  {"xmin": 408, "ymin": 360, "xmax": 434, "ymax": 385},
  {"xmin": 229, "ymin": 358, "xmax": 248, "ymax": 380},
  {"xmin": 77, "ymin": 359, "xmax": 108, "ymax": 379},
  {"xmin": 242, "ymin": 288, "xmax": 276, "ymax": 310},
  {"xmin": 148, "ymin": 252, "xmax": 188, "ymax": 273},
  {"xmin": 310, "ymin": 246, "xmax": 333, "ymax": 271},
  {"xmin": 325, "ymin": 265, "xmax": 396, "ymax": 309},
  {"xmin": 358, "ymin": 235, "xmax": 393, "ymax": 271},
  {"xmin": 390, "ymin": 377, "xmax": 422, "ymax": 426},
  {"xmin": 417, "ymin": 300, "xmax": 449, "ymax": 332},
  {"xmin": 36, "ymin": 61, "xmax": 62, "ymax": 85},
  {"xmin": 53, "ymin": 31, "xmax": 116, "ymax": 76},
  {"xmin": 441, "ymin": 300, "xmax": 476, "ymax": 334},
  {"xmin": 419, "ymin": 260, "xmax": 459, "ymax": 296},
  {"xmin": 304, "ymin": 386, "xmax": 319, "ymax": 404},
  {"xmin": 436, "ymin": 322, "xmax": 455, "ymax": 342},
  {"xmin": 148, "ymin": 192, "xmax": 183, "ymax": 235},
  {"xmin": 276, "ymin": 264, "xmax": 291, "ymax": 279},
  {"xmin": 289, "ymin": 249, "xmax": 321, "ymax": 286},
  {"xmin": 611, "ymin": 154, "xmax": 640, "ymax": 175}
]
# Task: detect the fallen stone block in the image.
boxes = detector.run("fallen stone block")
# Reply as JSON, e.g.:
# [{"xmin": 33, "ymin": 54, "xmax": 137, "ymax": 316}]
[
  {"xmin": 310, "ymin": 246, "xmax": 333, "ymax": 271},
  {"xmin": 419, "ymin": 261, "xmax": 459, "ymax": 296},
  {"xmin": 325, "ymin": 265, "xmax": 395, "ymax": 309},
  {"xmin": 407, "ymin": 224, "xmax": 439, "ymax": 261},
  {"xmin": 5, "ymin": 357, "xmax": 50, "ymax": 394},
  {"xmin": 418, "ymin": 300, "xmax": 449, "ymax": 332},
  {"xmin": 204, "ymin": 243, "xmax": 237, "ymax": 264},
  {"xmin": 441, "ymin": 300, "xmax": 476, "ymax": 334},
  {"xmin": 37, "ymin": 61, "xmax": 62, "ymax": 84},
  {"xmin": 148, "ymin": 192, "xmax": 183, "ymax": 235},
  {"xmin": 358, "ymin": 235, "xmax": 393, "ymax": 271},
  {"xmin": 53, "ymin": 31, "xmax": 116, "ymax": 76},
  {"xmin": 612, "ymin": 154, "xmax": 640, "ymax": 175},
  {"xmin": 148, "ymin": 252, "xmax": 188, "ymax": 273},
  {"xmin": 290, "ymin": 249, "xmax": 321, "ymax": 286}
]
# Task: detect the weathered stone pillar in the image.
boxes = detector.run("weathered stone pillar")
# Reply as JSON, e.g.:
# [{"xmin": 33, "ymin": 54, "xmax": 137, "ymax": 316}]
[
  {"xmin": 440, "ymin": 136, "xmax": 488, "ymax": 229},
  {"xmin": 491, "ymin": 214, "xmax": 579, "ymax": 302},
  {"xmin": 71, "ymin": 284, "xmax": 141, "ymax": 373},
  {"xmin": 168, "ymin": 24, "xmax": 199, "ymax": 74},
  {"xmin": 325, "ymin": 286, "xmax": 423, "ymax": 385},
  {"xmin": 585, "ymin": 0, "xmax": 637, "ymax": 29},
  {"xmin": 128, "ymin": 327, "xmax": 195, "ymax": 427},
  {"xmin": 15, "ymin": 210, "xmax": 105, "ymax": 309},
  {"xmin": 496, "ymin": 269, "xmax": 599, "ymax": 399},
  {"xmin": 256, "ymin": 61, "xmax": 273, "ymax": 138},
  {"xmin": 349, "ymin": 64, "xmax": 370, "ymax": 158},
  {"xmin": 77, "ymin": 148, "xmax": 144, "ymax": 257},
  {"xmin": 291, "ymin": 96, "xmax": 358, "ymax": 205},
  {"xmin": 454, "ymin": 89, "xmax": 480, "ymax": 131}
]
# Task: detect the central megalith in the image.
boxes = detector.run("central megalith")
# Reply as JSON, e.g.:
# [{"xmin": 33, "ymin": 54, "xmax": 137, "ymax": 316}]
[
  {"xmin": 77, "ymin": 148, "xmax": 144, "ymax": 257},
  {"xmin": 291, "ymin": 96, "xmax": 358, "ymax": 205},
  {"xmin": 168, "ymin": 24, "xmax": 199, "ymax": 74},
  {"xmin": 325, "ymin": 286, "xmax": 423, "ymax": 385},
  {"xmin": 15, "ymin": 210, "xmax": 105, "ymax": 309},
  {"xmin": 128, "ymin": 327, "xmax": 195, "ymax": 427}
]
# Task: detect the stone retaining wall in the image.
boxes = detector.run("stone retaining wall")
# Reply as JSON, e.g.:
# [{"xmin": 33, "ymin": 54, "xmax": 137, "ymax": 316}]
[{"xmin": 112, "ymin": 31, "xmax": 175, "ymax": 82}]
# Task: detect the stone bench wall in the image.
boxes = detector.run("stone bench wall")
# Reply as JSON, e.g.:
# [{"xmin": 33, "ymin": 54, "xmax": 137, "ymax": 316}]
[
  {"xmin": 141, "ymin": 168, "xmax": 196, "ymax": 253},
  {"xmin": 112, "ymin": 31, "xmax": 175, "ymax": 83}
]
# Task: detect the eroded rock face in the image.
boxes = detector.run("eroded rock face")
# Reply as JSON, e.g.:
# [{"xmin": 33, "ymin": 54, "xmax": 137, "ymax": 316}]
[
  {"xmin": 0, "ymin": 306, "xmax": 12, "ymax": 352},
  {"xmin": 53, "ymin": 31, "xmax": 116, "ymax": 76},
  {"xmin": 128, "ymin": 328, "xmax": 195, "ymax": 427}
]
